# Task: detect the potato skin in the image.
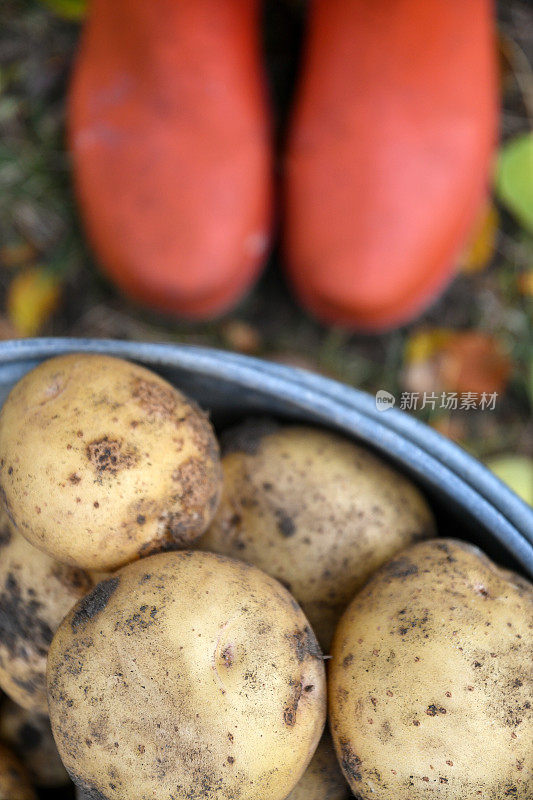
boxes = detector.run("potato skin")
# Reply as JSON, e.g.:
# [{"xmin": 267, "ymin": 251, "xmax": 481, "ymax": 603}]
[
  {"xmin": 329, "ymin": 539, "xmax": 533, "ymax": 800},
  {"xmin": 0, "ymin": 354, "xmax": 222, "ymax": 570},
  {"xmin": 200, "ymin": 420, "xmax": 435, "ymax": 648},
  {"xmin": 285, "ymin": 731, "xmax": 351, "ymax": 800},
  {"xmin": 47, "ymin": 550, "xmax": 326, "ymax": 800},
  {"xmin": 0, "ymin": 697, "xmax": 69, "ymax": 788},
  {"xmin": 0, "ymin": 743, "xmax": 37, "ymax": 800},
  {"xmin": 0, "ymin": 513, "xmax": 93, "ymax": 712}
]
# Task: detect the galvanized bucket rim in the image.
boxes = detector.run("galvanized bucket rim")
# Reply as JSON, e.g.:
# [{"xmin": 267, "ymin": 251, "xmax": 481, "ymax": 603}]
[{"xmin": 0, "ymin": 337, "xmax": 530, "ymax": 575}]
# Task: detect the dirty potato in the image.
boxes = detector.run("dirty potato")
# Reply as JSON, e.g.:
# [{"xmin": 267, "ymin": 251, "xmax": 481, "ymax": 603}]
[
  {"xmin": 199, "ymin": 420, "xmax": 435, "ymax": 648},
  {"xmin": 0, "ymin": 512, "xmax": 93, "ymax": 712},
  {"xmin": 0, "ymin": 697, "xmax": 69, "ymax": 787},
  {"xmin": 0, "ymin": 354, "xmax": 222, "ymax": 570},
  {"xmin": 329, "ymin": 539, "xmax": 533, "ymax": 800},
  {"xmin": 0, "ymin": 743, "xmax": 37, "ymax": 800},
  {"xmin": 285, "ymin": 731, "xmax": 351, "ymax": 800},
  {"xmin": 47, "ymin": 551, "xmax": 326, "ymax": 800}
]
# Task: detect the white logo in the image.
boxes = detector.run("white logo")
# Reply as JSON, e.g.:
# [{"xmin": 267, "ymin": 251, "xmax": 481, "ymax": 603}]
[{"xmin": 375, "ymin": 390, "xmax": 396, "ymax": 412}]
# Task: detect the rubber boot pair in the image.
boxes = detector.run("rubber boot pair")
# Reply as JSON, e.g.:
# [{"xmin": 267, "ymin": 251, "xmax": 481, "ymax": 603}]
[{"xmin": 70, "ymin": 0, "xmax": 497, "ymax": 330}]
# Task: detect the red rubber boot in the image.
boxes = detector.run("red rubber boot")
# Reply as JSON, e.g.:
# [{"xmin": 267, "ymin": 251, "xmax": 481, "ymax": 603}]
[
  {"xmin": 69, "ymin": 0, "xmax": 272, "ymax": 318},
  {"xmin": 284, "ymin": 0, "xmax": 497, "ymax": 330}
]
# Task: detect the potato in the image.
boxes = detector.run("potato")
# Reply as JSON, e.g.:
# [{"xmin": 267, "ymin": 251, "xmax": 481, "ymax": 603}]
[
  {"xmin": 0, "ymin": 354, "xmax": 222, "ymax": 570},
  {"xmin": 285, "ymin": 732, "xmax": 351, "ymax": 800},
  {"xmin": 0, "ymin": 697, "xmax": 69, "ymax": 788},
  {"xmin": 329, "ymin": 539, "xmax": 533, "ymax": 800},
  {"xmin": 48, "ymin": 551, "xmax": 326, "ymax": 800},
  {"xmin": 0, "ymin": 512, "xmax": 93, "ymax": 712},
  {"xmin": 199, "ymin": 420, "xmax": 435, "ymax": 648},
  {"xmin": 0, "ymin": 743, "xmax": 37, "ymax": 800}
]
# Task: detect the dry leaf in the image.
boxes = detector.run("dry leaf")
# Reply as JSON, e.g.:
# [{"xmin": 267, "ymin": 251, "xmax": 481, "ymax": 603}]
[
  {"xmin": 0, "ymin": 316, "xmax": 19, "ymax": 341},
  {"xmin": 405, "ymin": 329, "xmax": 454, "ymax": 364},
  {"xmin": 440, "ymin": 332, "xmax": 511, "ymax": 396},
  {"xmin": 403, "ymin": 329, "xmax": 454, "ymax": 394},
  {"xmin": 404, "ymin": 330, "xmax": 511, "ymax": 396},
  {"xmin": 459, "ymin": 201, "xmax": 499, "ymax": 274},
  {"xmin": 518, "ymin": 269, "xmax": 533, "ymax": 297},
  {"xmin": 7, "ymin": 267, "xmax": 62, "ymax": 337},
  {"xmin": 221, "ymin": 320, "xmax": 261, "ymax": 354}
]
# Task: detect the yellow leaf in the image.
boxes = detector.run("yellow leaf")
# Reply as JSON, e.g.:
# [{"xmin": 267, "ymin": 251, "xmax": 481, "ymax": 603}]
[
  {"xmin": 7, "ymin": 268, "xmax": 62, "ymax": 337},
  {"xmin": 459, "ymin": 201, "xmax": 499, "ymax": 274},
  {"xmin": 404, "ymin": 328, "xmax": 453, "ymax": 364}
]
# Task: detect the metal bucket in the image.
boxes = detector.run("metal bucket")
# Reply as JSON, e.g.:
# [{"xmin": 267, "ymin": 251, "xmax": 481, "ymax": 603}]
[
  {"xmin": 0, "ymin": 337, "xmax": 530, "ymax": 578},
  {"xmin": 3, "ymin": 337, "xmax": 528, "ymax": 800}
]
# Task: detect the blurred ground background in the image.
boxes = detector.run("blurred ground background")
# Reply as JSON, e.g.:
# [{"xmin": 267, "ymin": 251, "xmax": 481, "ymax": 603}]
[{"xmin": 0, "ymin": 0, "xmax": 531, "ymax": 481}]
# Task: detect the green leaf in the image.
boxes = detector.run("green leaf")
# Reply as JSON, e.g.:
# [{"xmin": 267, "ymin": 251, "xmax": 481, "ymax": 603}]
[
  {"xmin": 495, "ymin": 133, "xmax": 533, "ymax": 234},
  {"xmin": 486, "ymin": 455, "xmax": 533, "ymax": 506},
  {"xmin": 40, "ymin": 0, "xmax": 87, "ymax": 21}
]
